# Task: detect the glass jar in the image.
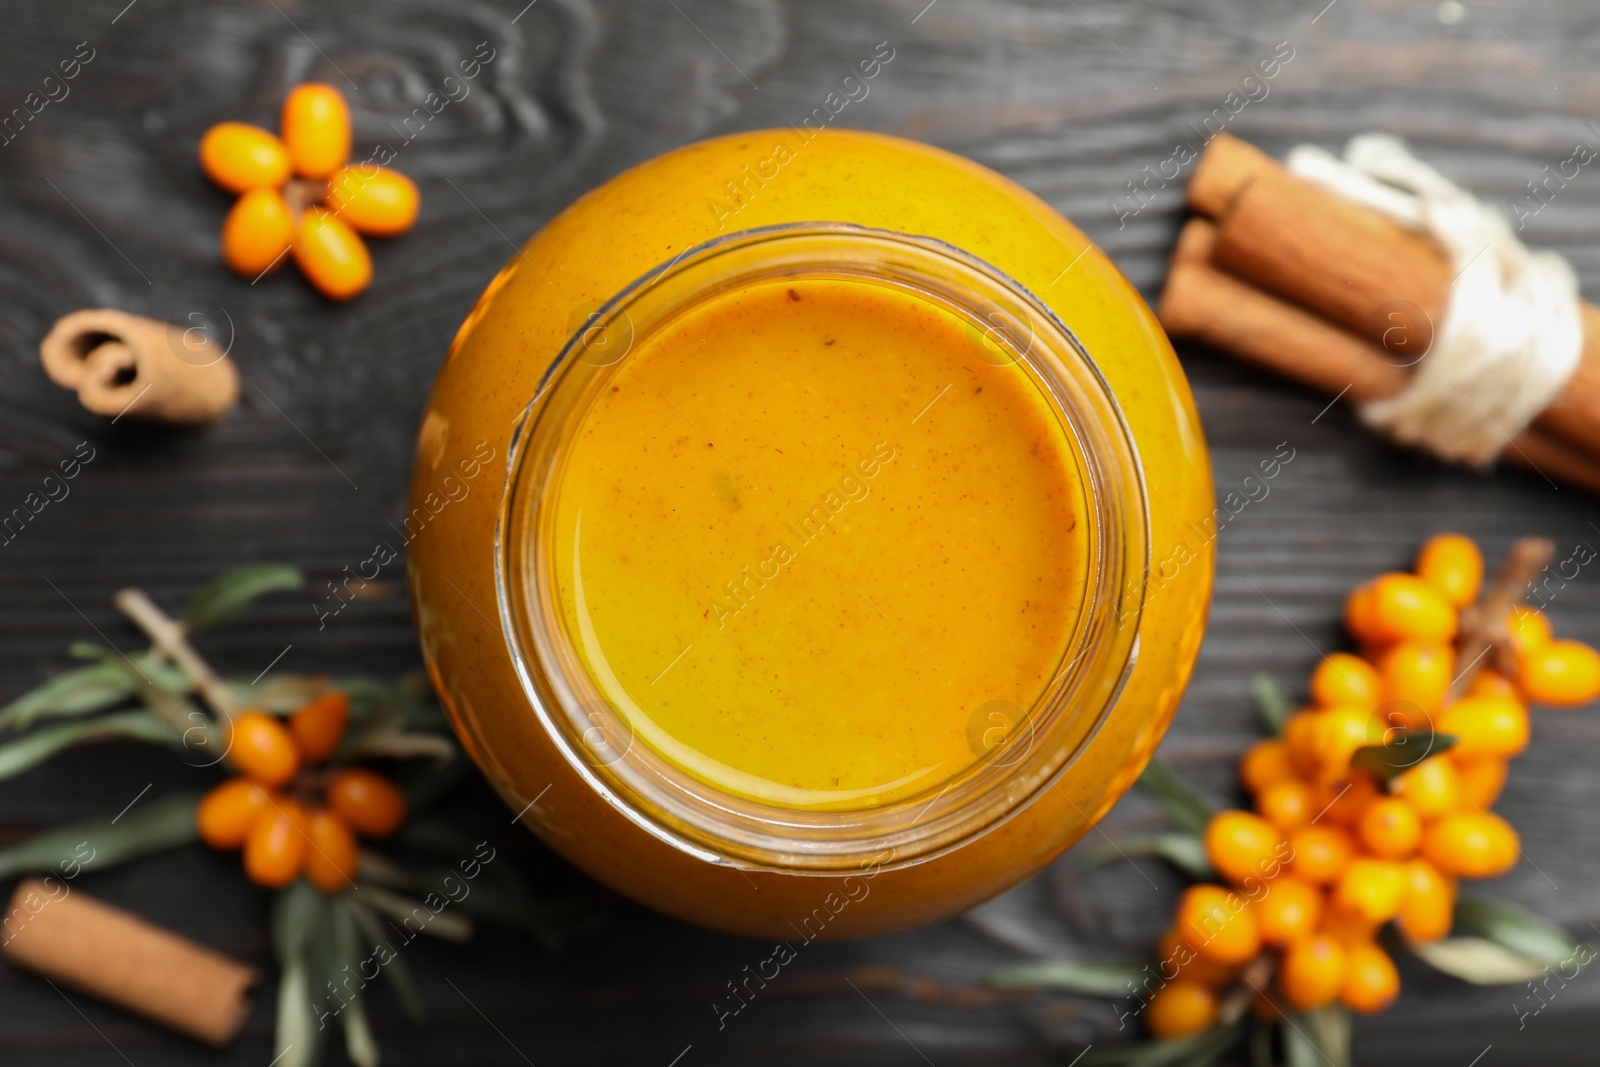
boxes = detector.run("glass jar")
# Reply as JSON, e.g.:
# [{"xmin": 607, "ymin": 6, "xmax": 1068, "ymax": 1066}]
[{"xmin": 409, "ymin": 130, "xmax": 1213, "ymax": 938}]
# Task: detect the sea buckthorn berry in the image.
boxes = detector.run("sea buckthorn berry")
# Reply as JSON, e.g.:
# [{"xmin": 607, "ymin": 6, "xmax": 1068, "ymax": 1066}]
[
  {"xmin": 1452, "ymin": 757, "xmax": 1508, "ymax": 808},
  {"xmin": 1310, "ymin": 653, "xmax": 1381, "ymax": 708},
  {"xmin": 1392, "ymin": 755, "xmax": 1461, "ymax": 820},
  {"xmin": 1282, "ymin": 710, "xmax": 1323, "ymax": 776},
  {"xmin": 327, "ymin": 768, "xmax": 406, "ymax": 837},
  {"xmin": 1145, "ymin": 980, "xmax": 1219, "ymax": 1040},
  {"xmin": 1310, "ymin": 707, "xmax": 1384, "ymax": 777},
  {"xmin": 1158, "ymin": 928, "xmax": 1236, "ymax": 987},
  {"xmin": 1257, "ymin": 778, "xmax": 1315, "ymax": 833},
  {"xmin": 1357, "ymin": 797, "xmax": 1423, "ymax": 859},
  {"xmin": 1334, "ymin": 858, "xmax": 1408, "ymax": 923},
  {"xmin": 293, "ymin": 207, "xmax": 372, "ymax": 301},
  {"xmin": 326, "ymin": 165, "xmax": 420, "ymax": 236},
  {"xmin": 303, "ymin": 808, "xmax": 359, "ymax": 893},
  {"xmin": 225, "ymin": 711, "xmax": 301, "ymax": 788},
  {"xmin": 196, "ymin": 778, "xmax": 272, "ymax": 849},
  {"xmin": 1415, "ymin": 533, "xmax": 1483, "ymax": 608},
  {"xmin": 290, "ymin": 691, "xmax": 350, "ymax": 764},
  {"xmin": 1344, "ymin": 583, "xmax": 1381, "ymax": 645},
  {"xmin": 1321, "ymin": 903, "xmax": 1381, "ymax": 945},
  {"xmin": 1204, "ymin": 811, "xmax": 1287, "ymax": 887},
  {"xmin": 1288, "ymin": 824, "xmax": 1356, "ymax": 885},
  {"xmin": 1175, "ymin": 884, "xmax": 1261, "ymax": 966},
  {"xmin": 1340, "ymin": 941, "xmax": 1400, "ymax": 1014},
  {"xmin": 1280, "ymin": 936, "xmax": 1348, "ymax": 1011},
  {"xmin": 199, "ymin": 121, "xmax": 291, "ymax": 193},
  {"xmin": 243, "ymin": 798, "xmax": 308, "ymax": 888},
  {"xmin": 1506, "ymin": 606, "xmax": 1553, "ymax": 656},
  {"xmin": 281, "ymin": 83, "xmax": 351, "ymax": 180},
  {"xmin": 1518, "ymin": 639, "xmax": 1600, "ymax": 707},
  {"xmin": 1239, "ymin": 739, "xmax": 1295, "ymax": 794},
  {"xmin": 1437, "ymin": 695, "xmax": 1529, "ymax": 761},
  {"xmin": 1365, "ymin": 573, "xmax": 1458, "ymax": 645},
  {"xmin": 1422, "ymin": 811, "xmax": 1519, "ymax": 879},
  {"xmin": 220, "ymin": 188, "xmax": 295, "ymax": 277},
  {"xmin": 1254, "ymin": 875, "xmax": 1324, "ymax": 947},
  {"xmin": 1469, "ymin": 669, "xmax": 1517, "ymax": 699},
  {"xmin": 1376, "ymin": 642, "xmax": 1454, "ymax": 716},
  {"xmin": 1321, "ymin": 773, "xmax": 1381, "ymax": 827},
  {"xmin": 1396, "ymin": 858, "xmax": 1456, "ymax": 944}
]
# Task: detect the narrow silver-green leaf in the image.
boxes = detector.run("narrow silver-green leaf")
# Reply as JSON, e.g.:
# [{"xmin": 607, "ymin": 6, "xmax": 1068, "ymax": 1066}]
[
  {"xmin": 1137, "ymin": 759, "xmax": 1214, "ymax": 835},
  {"xmin": 1250, "ymin": 674, "xmax": 1294, "ymax": 736},
  {"xmin": 1349, "ymin": 731, "xmax": 1457, "ymax": 784},
  {"xmin": 185, "ymin": 563, "xmax": 304, "ymax": 631},
  {"xmin": 1455, "ymin": 894, "xmax": 1577, "ymax": 966},
  {"xmin": 1410, "ymin": 936, "xmax": 1547, "ymax": 984},
  {"xmin": 0, "ymin": 792, "xmax": 199, "ymax": 881},
  {"xmin": 1284, "ymin": 1006, "xmax": 1351, "ymax": 1067},
  {"xmin": 328, "ymin": 896, "xmax": 381, "ymax": 1067},
  {"xmin": 1082, "ymin": 1019, "xmax": 1245, "ymax": 1067},
  {"xmin": 987, "ymin": 958, "xmax": 1146, "ymax": 998},
  {"xmin": 272, "ymin": 881, "xmax": 329, "ymax": 1067},
  {"xmin": 0, "ymin": 712, "xmax": 183, "ymax": 782},
  {"xmin": 0, "ymin": 662, "xmax": 135, "ymax": 731},
  {"xmin": 349, "ymin": 896, "xmax": 427, "ymax": 1023},
  {"xmin": 1081, "ymin": 833, "xmax": 1214, "ymax": 880}
]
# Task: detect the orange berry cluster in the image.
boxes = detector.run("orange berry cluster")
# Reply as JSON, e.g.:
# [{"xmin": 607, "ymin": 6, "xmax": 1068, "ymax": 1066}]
[
  {"xmin": 1144, "ymin": 533, "xmax": 1600, "ymax": 1039},
  {"xmin": 195, "ymin": 692, "xmax": 407, "ymax": 893},
  {"xmin": 199, "ymin": 84, "xmax": 420, "ymax": 300}
]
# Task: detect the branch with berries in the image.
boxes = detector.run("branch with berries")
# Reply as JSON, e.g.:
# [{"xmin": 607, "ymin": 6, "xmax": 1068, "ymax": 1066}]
[
  {"xmin": 989, "ymin": 535, "xmax": 1596, "ymax": 1067},
  {"xmin": 0, "ymin": 565, "xmax": 600, "ymax": 1066}
]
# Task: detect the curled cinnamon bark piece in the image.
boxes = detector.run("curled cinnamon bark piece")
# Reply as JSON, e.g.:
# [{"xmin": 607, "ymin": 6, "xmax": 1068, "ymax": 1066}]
[{"xmin": 39, "ymin": 309, "xmax": 239, "ymax": 424}]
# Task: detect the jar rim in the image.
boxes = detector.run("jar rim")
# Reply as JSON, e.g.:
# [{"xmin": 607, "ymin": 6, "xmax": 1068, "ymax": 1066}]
[{"xmin": 496, "ymin": 221, "xmax": 1150, "ymax": 873}]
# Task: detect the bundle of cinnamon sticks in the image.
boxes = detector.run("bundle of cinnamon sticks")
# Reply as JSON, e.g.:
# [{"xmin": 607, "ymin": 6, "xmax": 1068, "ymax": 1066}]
[{"xmin": 1158, "ymin": 133, "xmax": 1600, "ymax": 491}]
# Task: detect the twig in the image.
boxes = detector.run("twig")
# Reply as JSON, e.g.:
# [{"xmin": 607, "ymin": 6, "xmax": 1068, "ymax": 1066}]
[
  {"xmin": 113, "ymin": 588, "xmax": 242, "ymax": 722},
  {"xmin": 1447, "ymin": 538, "xmax": 1555, "ymax": 702},
  {"xmin": 1218, "ymin": 953, "xmax": 1274, "ymax": 1025}
]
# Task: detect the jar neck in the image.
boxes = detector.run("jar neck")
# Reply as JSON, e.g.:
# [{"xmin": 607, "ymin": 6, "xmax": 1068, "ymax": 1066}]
[{"xmin": 497, "ymin": 223, "xmax": 1149, "ymax": 872}]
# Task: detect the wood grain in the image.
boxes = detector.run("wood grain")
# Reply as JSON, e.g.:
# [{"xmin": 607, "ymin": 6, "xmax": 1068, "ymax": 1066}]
[{"xmin": 4, "ymin": 1, "xmax": 1600, "ymax": 1064}]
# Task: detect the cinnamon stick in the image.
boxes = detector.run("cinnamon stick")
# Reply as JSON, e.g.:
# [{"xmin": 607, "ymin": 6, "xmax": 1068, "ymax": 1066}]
[
  {"xmin": 1179, "ymin": 133, "xmax": 1600, "ymax": 468},
  {"xmin": 1159, "ymin": 219, "xmax": 1600, "ymax": 493},
  {"xmin": 2, "ymin": 879, "xmax": 256, "ymax": 1045}
]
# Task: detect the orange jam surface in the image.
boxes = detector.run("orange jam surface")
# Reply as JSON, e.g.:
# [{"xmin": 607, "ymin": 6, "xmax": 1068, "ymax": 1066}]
[{"xmin": 552, "ymin": 277, "xmax": 1087, "ymax": 808}]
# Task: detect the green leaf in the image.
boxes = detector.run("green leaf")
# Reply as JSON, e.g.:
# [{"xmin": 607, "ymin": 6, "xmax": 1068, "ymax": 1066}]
[
  {"xmin": 1137, "ymin": 759, "xmax": 1214, "ymax": 835},
  {"xmin": 1410, "ymin": 936, "xmax": 1548, "ymax": 985},
  {"xmin": 349, "ymin": 896, "xmax": 427, "ymax": 1023},
  {"xmin": 0, "ymin": 662, "xmax": 136, "ymax": 731},
  {"xmin": 353, "ymin": 885, "xmax": 473, "ymax": 941},
  {"xmin": 1349, "ymin": 732, "xmax": 1457, "ymax": 784},
  {"xmin": 1250, "ymin": 674, "xmax": 1294, "ymax": 736},
  {"xmin": 1284, "ymin": 1006, "xmax": 1351, "ymax": 1067},
  {"xmin": 0, "ymin": 792, "xmax": 199, "ymax": 881},
  {"xmin": 184, "ymin": 563, "xmax": 304, "ymax": 631},
  {"xmin": 987, "ymin": 957, "xmax": 1145, "ymax": 998},
  {"xmin": 1454, "ymin": 894, "xmax": 1577, "ymax": 966},
  {"xmin": 0, "ymin": 712, "xmax": 183, "ymax": 783},
  {"xmin": 329, "ymin": 896, "xmax": 380, "ymax": 1067},
  {"xmin": 273, "ymin": 880, "xmax": 324, "ymax": 960},
  {"xmin": 272, "ymin": 881, "xmax": 330, "ymax": 1067},
  {"xmin": 1081, "ymin": 1019, "xmax": 1246, "ymax": 1067},
  {"xmin": 1081, "ymin": 833, "xmax": 1214, "ymax": 880}
]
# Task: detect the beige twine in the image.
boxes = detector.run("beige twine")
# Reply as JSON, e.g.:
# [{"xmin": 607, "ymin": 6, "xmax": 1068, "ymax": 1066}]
[{"xmin": 1286, "ymin": 134, "xmax": 1582, "ymax": 466}]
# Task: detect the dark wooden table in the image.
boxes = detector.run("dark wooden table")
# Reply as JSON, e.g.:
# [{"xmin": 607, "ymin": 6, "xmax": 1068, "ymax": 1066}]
[{"xmin": 4, "ymin": 0, "xmax": 1600, "ymax": 1063}]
